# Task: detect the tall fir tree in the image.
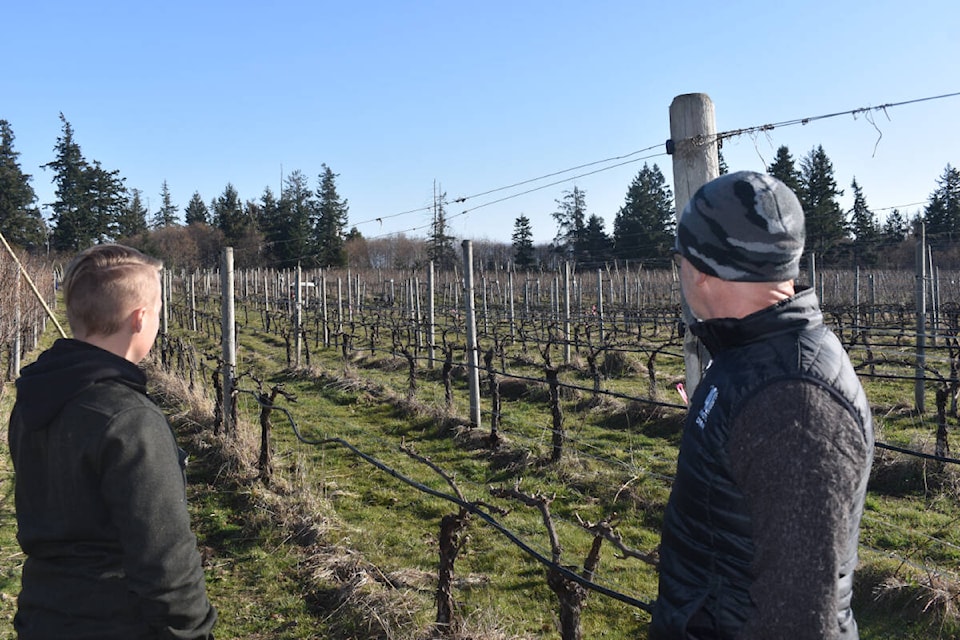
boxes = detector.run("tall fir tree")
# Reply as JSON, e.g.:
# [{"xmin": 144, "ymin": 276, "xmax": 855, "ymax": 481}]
[
  {"xmin": 116, "ymin": 187, "xmax": 149, "ymax": 239},
  {"xmin": 512, "ymin": 214, "xmax": 535, "ymax": 269},
  {"xmin": 44, "ymin": 113, "xmax": 92, "ymax": 251},
  {"xmin": 581, "ymin": 214, "xmax": 612, "ymax": 265},
  {"xmin": 184, "ymin": 191, "xmax": 209, "ymax": 225},
  {"xmin": 767, "ymin": 146, "xmax": 803, "ymax": 196},
  {"xmin": 211, "ymin": 183, "xmax": 250, "ymax": 244},
  {"xmin": 315, "ymin": 164, "xmax": 349, "ymax": 268},
  {"xmin": 923, "ymin": 164, "xmax": 960, "ymax": 245},
  {"xmin": 275, "ymin": 170, "xmax": 316, "ymax": 268},
  {"xmin": 800, "ymin": 145, "xmax": 846, "ymax": 259},
  {"xmin": 552, "ymin": 186, "xmax": 587, "ymax": 260},
  {"xmin": 85, "ymin": 160, "xmax": 126, "ymax": 242},
  {"xmin": 427, "ymin": 185, "xmax": 457, "ymax": 270},
  {"xmin": 0, "ymin": 119, "xmax": 46, "ymax": 249},
  {"xmin": 43, "ymin": 115, "xmax": 125, "ymax": 250},
  {"xmin": 153, "ymin": 180, "xmax": 179, "ymax": 227},
  {"xmin": 881, "ymin": 208, "xmax": 908, "ymax": 245},
  {"xmin": 612, "ymin": 163, "xmax": 675, "ymax": 262},
  {"xmin": 848, "ymin": 178, "xmax": 879, "ymax": 265}
]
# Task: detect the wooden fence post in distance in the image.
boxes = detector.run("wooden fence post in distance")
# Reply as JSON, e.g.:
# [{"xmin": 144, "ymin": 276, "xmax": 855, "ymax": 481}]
[{"xmin": 221, "ymin": 247, "xmax": 237, "ymax": 436}]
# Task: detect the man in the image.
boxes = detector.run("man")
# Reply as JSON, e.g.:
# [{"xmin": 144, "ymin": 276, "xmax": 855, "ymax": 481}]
[
  {"xmin": 9, "ymin": 244, "xmax": 216, "ymax": 639},
  {"xmin": 650, "ymin": 171, "xmax": 874, "ymax": 639}
]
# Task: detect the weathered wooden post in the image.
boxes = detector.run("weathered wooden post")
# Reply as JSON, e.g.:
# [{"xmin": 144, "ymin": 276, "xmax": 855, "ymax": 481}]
[
  {"xmin": 12, "ymin": 266, "xmax": 21, "ymax": 377},
  {"xmin": 161, "ymin": 269, "xmax": 169, "ymax": 337},
  {"xmin": 596, "ymin": 269, "xmax": 604, "ymax": 344},
  {"xmin": 294, "ymin": 263, "xmax": 302, "ymax": 368},
  {"xmin": 462, "ymin": 240, "xmax": 482, "ymax": 428},
  {"xmin": 669, "ymin": 92, "xmax": 719, "ymax": 397},
  {"xmin": 916, "ymin": 223, "xmax": 927, "ymax": 413},
  {"xmin": 508, "ymin": 269, "xmax": 516, "ymax": 340},
  {"xmin": 221, "ymin": 247, "xmax": 237, "ymax": 435},
  {"xmin": 563, "ymin": 262, "xmax": 572, "ymax": 365},
  {"xmin": 428, "ymin": 261, "xmax": 436, "ymax": 369},
  {"xmin": 808, "ymin": 252, "xmax": 817, "ymax": 298},
  {"xmin": 190, "ymin": 273, "xmax": 198, "ymax": 332}
]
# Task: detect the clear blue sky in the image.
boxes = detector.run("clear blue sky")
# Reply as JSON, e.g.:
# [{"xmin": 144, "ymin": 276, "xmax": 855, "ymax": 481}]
[{"xmin": 4, "ymin": 0, "xmax": 958, "ymax": 245}]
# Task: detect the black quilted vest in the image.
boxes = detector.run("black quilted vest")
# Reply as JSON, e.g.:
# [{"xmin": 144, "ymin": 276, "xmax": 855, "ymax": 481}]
[{"xmin": 650, "ymin": 288, "xmax": 873, "ymax": 639}]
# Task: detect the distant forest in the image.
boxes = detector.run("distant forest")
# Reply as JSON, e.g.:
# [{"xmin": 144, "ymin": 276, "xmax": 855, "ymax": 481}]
[{"xmin": 2, "ymin": 114, "xmax": 958, "ymax": 272}]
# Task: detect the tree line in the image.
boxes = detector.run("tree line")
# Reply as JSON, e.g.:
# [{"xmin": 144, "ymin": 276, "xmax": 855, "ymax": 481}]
[
  {"xmin": 1, "ymin": 114, "xmax": 958, "ymax": 271},
  {"xmin": 512, "ymin": 149, "xmax": 959, "ymax": 270}
]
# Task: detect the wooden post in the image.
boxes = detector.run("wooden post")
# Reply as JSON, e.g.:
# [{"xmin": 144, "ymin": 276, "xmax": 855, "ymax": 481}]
[
  {"xmin": 337, "ymin": 277, "xmax": 343, "ymax": 349},
  {"xmin": 428, "ymin": 262, "xmax": 436, "ymax": 369},
  {"xmin": 808, "ymin": 252, "xmax": 817, "ymax": 297},
  {"xmin": 294, "ymin": 263, "xmax": 302, "ymax": 368},
  {"xmin": 347, "ymin": 268, "xmax": 354, "ymax": 324},
  {"xmin": 462, "ymin": 240, "xmax": 482, "ymax": 428},
  {"xmin": 563, "ymin": 262, "xmax": 572, "ymax": 365},
  {"xmin": 13, "ymin": 266, "xmax": 21, "ymax": 378},
  {"xmin": 916, "ymin": 223, "xmax": 927, "ymax": 413},
  {"xmin": 669, "ymin": 93, "xmax": 718, "ymax": 397},
  {"xmin": 160, "ymin": 269, "xmax": 169, "ymax": 337},
  {"xmin": 221, "ymin": 248, "xmax": 237, "ymax": 435},
  {"xmin": 321, "ymin": 270, "xmax": 329, "ymax": 348},
  {"xmin": 190, "ymin": 273, "xmax": 197, "ymax": 332},
  {"xmin": 596, "ymin": 269, "xmax": 604, "ymax": 344},
  {"xmin": 508, "ymin": 269, "xmax": 516, "ymax": 340}
]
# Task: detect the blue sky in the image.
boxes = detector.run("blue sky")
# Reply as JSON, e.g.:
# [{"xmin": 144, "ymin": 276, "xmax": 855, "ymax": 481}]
[{"xmin": 3, "ymin": 1, "xmax": 958, "ymax": 245}]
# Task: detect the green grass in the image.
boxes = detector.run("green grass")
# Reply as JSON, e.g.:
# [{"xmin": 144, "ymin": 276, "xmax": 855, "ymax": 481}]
[{"xmin": 4, "ymin": 295, "xmax": 960, "ymax": 639}]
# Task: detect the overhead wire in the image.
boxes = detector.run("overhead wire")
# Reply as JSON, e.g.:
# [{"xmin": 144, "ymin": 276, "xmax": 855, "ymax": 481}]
[{"xmin": 351, "ymin": 89, "xmax": 960, "ymax": 239}]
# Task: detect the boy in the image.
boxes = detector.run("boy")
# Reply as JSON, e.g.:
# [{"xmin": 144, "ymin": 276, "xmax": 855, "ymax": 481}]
[{"xmin": 8, "ymin": 244, "xmax": 216, "ymax": 639}]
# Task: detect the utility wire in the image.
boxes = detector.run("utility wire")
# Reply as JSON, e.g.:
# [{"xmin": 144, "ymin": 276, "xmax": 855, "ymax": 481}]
[
  {"xmin": 355, "ymin": 90, "xmax": 959, "ymax": 236},
  {"xmin": 705, "ymin": 91, "xmax": 960, "ymax": 146}
]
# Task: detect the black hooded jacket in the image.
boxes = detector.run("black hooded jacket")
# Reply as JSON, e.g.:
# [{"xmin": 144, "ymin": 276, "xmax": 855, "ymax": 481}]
[{"xmin": 8, "ymin": 339, "xmax": 216, "ymax": 639}]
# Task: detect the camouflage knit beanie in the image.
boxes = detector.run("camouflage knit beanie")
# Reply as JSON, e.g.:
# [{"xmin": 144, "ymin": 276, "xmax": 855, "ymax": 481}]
[{"xmin": 675, "ymin": 170, "xmax": 805, "ymax": 282}]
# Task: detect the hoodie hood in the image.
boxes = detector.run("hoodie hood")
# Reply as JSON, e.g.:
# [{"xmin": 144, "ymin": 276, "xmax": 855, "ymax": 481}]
[{"xmin": 14, "ymin": 338, "xmax": 147, "ymax": 430}]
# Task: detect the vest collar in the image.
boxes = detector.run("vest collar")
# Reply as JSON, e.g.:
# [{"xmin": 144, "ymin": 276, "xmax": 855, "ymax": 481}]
[{"xmin": 689, "ymin": 286, "xmax": 823, "ymax": 355}]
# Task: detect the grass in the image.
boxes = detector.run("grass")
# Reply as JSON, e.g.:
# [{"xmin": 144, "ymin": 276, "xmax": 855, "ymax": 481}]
[{"xmin": 3, "ymin": 293, "xmax": 960, "ymax": 638}]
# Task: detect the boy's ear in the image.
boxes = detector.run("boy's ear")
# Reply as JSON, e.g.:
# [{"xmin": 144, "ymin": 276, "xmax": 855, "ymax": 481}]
[{"xmin": 131, "ymin": 307, "xmax": 146, "ymax": 333}]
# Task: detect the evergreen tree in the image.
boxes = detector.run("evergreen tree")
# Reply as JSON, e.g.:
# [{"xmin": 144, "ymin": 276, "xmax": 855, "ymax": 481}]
[
  {"xmin": 552, "ymin": 186, "xmax": 587, "ymax": 260},
  {"xmin": 0, "ymin": 119, "xmax": 45, "ymax": 249},
  {"xmin": 116, "ymin": 188, "xmax": 149, "ymax": 239},
  {"xmin": 800, "ymin": 145, "xmax": 846, "ymax": 259},
  {"xmin": 315, "ymin": 164, "xmax": 349, "ymax": 268},
  {"xmin": 848, "ymin": 178, "xmax": 879, "ymax": 265},
  {"xmin": 923, "ymin": 164, "xmax": 960, "ymax": 245},
  {"xmin": 612, "ymin": 163, "xmax": 675, "ymax": 262},
  {"xmin": 211, "ymin": 183, "xmax": 250, "ymax": 244},
  {"xmin": 512, "ymin": 214, "xmax": 535, "ymax": 269},
  {"xmin": 881, "ymin": 208, "xmax": 908, "ymax": 244},
  {"xmin": 184, "ymin": 191, "xmax": 209, "ymax": 225},
  {"xmin": 767, "ymin": 146, "xmax": 803, "ymax": 196},
  {"xmin": 273, "ymin": 171, "xmax": 316, "ymax": 268},
  {"xmin": 85, "ymin": 160, "xmax": 126, "ymax": 243},
  {"xmin": 427, "ymin": 186, "xmax": 457, "ymax": 270},
  {"xmin": 581, "ymin": 214, "xmax": 612, "ymax": 265},
  {"xmin": 718, "ymin": 148, "xmax": 729, "ymax": 176},
  {"xmin": 43, "ymin": 115, "xmax": 125, "ymax": 250},
  {"xmin": 44, "ymin": 113, "xmax": 92, "ymax": 251},
  {"xmin": 153, "ymin": 180, "xmax": 179, "ymax": 227}
]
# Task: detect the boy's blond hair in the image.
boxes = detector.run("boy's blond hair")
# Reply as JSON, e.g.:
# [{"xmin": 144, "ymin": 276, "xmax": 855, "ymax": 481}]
[{"xmin": 63, "ymin": 244, "xmax": 163, "ymax": 338}]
